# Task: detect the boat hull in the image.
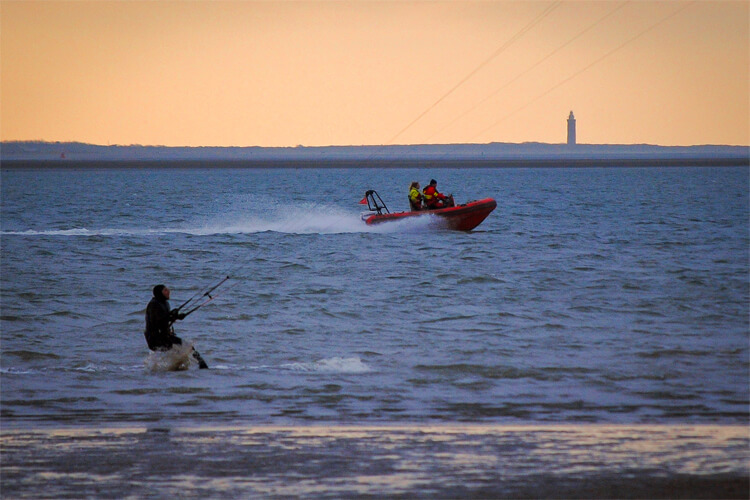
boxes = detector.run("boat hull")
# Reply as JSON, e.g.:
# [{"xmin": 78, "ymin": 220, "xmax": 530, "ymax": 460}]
[{"xmin": 364, "ymin": 198, "xmax": 497, "ymax": 231}]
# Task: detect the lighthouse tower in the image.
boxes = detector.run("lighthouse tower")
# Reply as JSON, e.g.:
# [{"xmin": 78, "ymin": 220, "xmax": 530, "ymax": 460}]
[{"xmin": 567, "ymin": 111, "xmax": 576, "ymax": 146}]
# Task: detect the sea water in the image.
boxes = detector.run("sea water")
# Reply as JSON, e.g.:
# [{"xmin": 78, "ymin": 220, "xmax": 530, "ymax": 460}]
[{"xmin": 1, "ymin": 164, "xmax": 748, "ymax": 497}]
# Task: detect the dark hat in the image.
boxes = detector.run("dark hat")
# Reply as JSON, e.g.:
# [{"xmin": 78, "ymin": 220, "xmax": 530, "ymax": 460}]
[
  {"xmin": 153, "ymin": 284, "xmax": 166, "ymax": 298},
  {"xmin": 430, "ymin": 179, "xmax": 437, "ymax": 185}
]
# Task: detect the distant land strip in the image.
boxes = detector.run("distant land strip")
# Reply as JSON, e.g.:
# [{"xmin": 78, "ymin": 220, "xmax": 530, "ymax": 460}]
[
  {"xmin": 2, "ymin": 141, "xmax": 747, "ymax": 168},
  {"xmin": 1, "ymin": 157, "xmax": 748, "ymax": 169}
]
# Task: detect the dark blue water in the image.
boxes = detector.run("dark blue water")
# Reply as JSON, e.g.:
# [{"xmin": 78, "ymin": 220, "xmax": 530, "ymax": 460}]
[
  {"xmin": 1, "ymin": 165, "xmax": 748, "ymax": 497},
  {"xmin": 1, "ymin": 165, "xmax": 748, "ymax": 426}
]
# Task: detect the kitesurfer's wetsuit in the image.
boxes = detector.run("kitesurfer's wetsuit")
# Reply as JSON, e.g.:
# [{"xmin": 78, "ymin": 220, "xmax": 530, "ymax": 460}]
[{"xmin": 144, "ymin": 294, "xmax": 183, "ymax": 351}]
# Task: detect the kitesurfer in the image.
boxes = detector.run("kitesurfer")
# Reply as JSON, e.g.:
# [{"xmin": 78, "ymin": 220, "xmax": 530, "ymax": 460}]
[
  {"xmin": 422, "ymin": 179, "xmax": 452, "ymax": 209},
  {"xmin": 144, "ymin": 284, "xmax": 208, "ymax": 369},
  {"xmin": 408, "ymin": 181, "xmax": 423, "ymax": 211}
]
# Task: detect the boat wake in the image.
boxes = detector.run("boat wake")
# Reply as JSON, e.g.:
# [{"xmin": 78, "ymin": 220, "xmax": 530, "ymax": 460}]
[
  {"xmin": 205, "ymin": 207, "xmax": 439, "ymax": 235},
  {"xmin": 1, "ymin": 203, "xmax": 438, "ymax": 236}
]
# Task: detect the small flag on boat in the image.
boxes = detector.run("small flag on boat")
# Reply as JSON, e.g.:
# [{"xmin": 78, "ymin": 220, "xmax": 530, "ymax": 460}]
[{"xmin": 359, "ymin": 197, "xmax": 367, "ymax": 205}]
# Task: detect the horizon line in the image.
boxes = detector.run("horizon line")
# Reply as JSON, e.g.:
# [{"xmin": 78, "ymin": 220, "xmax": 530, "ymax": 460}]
[{"xmin": 3, "ymin": 140, "xmax": 749, "ymax": 149}]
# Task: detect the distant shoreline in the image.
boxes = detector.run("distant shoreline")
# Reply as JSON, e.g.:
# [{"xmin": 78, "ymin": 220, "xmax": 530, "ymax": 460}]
[
  {"xmin": 1, "ymin": 156, "xmax": 748, "ymax": 169},
  {"xmin": 2, "ymin": 141, "xmax": 748, "ymax": 168}
]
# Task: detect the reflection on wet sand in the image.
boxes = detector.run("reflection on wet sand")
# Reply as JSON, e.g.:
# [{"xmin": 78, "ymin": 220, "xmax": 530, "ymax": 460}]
[{"xmin": 2, "ymin": 424, "xmax": 748, "ymax": 498}]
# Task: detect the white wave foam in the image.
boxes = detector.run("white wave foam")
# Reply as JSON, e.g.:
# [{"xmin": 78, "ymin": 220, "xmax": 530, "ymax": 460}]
[
  {"xmin": 0, "ymin": 367, "xmax": 39, "ymax": 375},
  {"xmin": 1, "ymin": 364, "xmax": 144, "ymax": 374},
  {"xmin": 282, "ymin": 356, "xmax": 372, "ymax": 374},
  {"xmin": 144, "ymin": 343, "xmax": 196, "ymax": 372}
]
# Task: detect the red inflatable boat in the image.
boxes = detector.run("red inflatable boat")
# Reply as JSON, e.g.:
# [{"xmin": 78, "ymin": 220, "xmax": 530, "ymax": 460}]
[{"xmin": 360, "ymin": 190, "xmax": 497, "ymax": 231}]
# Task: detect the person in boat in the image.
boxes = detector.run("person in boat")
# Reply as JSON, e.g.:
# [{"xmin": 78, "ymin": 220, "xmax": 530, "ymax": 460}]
[
  {"xmin": 422, "ymin": 179, "xmax": 453, "ymax": 209},
  {"xmin": 145, "ymin": 284, "xmax": 208, "ymax": 369},
  {"xmin": 408, "ymin": 181, "xmax": 423, "ymax": 211}
]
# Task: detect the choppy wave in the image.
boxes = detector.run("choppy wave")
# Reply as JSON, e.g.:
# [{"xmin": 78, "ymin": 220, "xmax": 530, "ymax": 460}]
[
  {"xmin": 2, "ymin": 166, "xmax": 748, "ymax": 429},
  {"xmin": 1, "ymin": 356, "xmax": 373, "ymax": 375},
  {"xmin": 4, "ymin": 350, "xmax": 61, "ymax": 361}
]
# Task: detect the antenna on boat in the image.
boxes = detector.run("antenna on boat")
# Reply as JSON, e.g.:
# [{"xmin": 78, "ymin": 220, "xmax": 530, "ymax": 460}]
[{"xmin": 363, "ymin": 190, "xmax": 390, "ymax": 215}]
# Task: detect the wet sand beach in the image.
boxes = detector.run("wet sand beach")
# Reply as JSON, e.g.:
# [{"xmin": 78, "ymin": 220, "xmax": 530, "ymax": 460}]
[{"xmin": 2, "ymin": 424, "xmax": 747, "ymax": 499}]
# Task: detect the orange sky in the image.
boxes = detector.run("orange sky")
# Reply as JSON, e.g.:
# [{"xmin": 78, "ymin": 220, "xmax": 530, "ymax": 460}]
[{"xmin": 2, "ymin": 1, "xmax": 748, "ymax": 147}]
